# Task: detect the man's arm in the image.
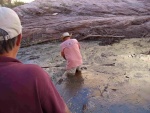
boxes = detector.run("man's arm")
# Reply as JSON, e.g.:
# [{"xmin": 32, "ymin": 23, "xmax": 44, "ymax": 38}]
[
  {"xmin": 78, "ymin": 43, "xmax": 80, "ymax": 49},
  {"xmin": 61, "ymin": 51, "xmax": 66, "ymax": 60}
]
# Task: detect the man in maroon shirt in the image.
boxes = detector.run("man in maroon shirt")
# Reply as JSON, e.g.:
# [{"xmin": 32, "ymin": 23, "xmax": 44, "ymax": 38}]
[{"xmin": 0, "ymin": 7, "xmax": 70, "ymax": 113}]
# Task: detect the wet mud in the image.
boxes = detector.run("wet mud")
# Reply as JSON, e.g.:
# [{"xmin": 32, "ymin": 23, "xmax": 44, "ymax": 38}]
[{"xmin": 18, "ymin": 38, "xmax": 150, "ymax": 113}]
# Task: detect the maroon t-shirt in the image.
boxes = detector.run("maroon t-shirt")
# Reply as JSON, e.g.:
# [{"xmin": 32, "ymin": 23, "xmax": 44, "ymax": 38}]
[{"xmin": 0, "ymin": 56, "xmax": 66, "ymax": 113}]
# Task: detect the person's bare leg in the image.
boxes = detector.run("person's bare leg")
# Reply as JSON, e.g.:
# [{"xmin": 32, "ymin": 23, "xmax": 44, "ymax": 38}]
[
  {"xmin": 56, "ymin": 68, "xmax": 76, "ymax": 85},
  {"xmin": 76, "ymin": 65, "xmax": 82, "ymax": 73}
]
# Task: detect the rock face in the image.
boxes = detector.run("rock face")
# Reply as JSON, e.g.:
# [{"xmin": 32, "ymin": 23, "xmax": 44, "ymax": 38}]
[{"xmin": 13, "ymin": 0, "xmax": 150, "ymax": 46}]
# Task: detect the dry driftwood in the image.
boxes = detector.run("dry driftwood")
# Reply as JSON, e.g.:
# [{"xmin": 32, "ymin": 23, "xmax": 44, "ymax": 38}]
[{"xmin": 78, "ymin": 35, "xmax": 125, "ymax": 41}]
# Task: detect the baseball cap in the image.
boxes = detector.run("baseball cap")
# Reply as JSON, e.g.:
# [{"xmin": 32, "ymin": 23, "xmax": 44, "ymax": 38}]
[
  {"xmin": 61, "ymin": 32, "xmax": 72, "ymax": 39},
  {"xmin": 0, "ymin": 7, "xmax": 22, "ymax": 41}
]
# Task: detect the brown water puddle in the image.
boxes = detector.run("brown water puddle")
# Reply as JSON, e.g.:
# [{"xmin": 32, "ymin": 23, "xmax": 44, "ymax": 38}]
[
  {"xmin": 56, "ymin": 70, "xmax": 150, "ymax": 113},
  {"xmin": 18, "ymin": 38, "xmax": 150, "ymax": 113}
]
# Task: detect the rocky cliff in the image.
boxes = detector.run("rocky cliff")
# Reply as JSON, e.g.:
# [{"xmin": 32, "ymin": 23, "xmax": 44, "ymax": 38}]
[{"xmin": 13, "ymin": 0, "xmax": 150, "ymax": 46}]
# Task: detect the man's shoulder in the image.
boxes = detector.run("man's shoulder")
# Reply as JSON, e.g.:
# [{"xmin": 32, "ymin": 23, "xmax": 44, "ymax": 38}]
[
  {"xmin": 16, "ymin": 63, "xmax": 47, "ymax": 76},
  {"xmin": 21, "ymin": 64, "xmax": 44, "ymax": 72},
  {"xmin": 60, "ymin": 39, "xmax": 69, "ymax": 47},
  {"xmin": 71, "ymin": 38, "xmax": 78, "ymax": 41},
  {"xmin": 23, "ymin": 64, "xmax": 41, "ymax": 69},
  {"xmin": 60, "ymin": 39, "xmax": 78, "ymax": 49},
  {"xmin": 70, "ymin": 38, "xmax": 78, "ymax": 42},
  {"xmin": 22, "ymin": 64, "xmax": 50, "ymax": 82},
  {"xmin": 61, "ymin": 39, "xmax": 78, "ymax": 45}
]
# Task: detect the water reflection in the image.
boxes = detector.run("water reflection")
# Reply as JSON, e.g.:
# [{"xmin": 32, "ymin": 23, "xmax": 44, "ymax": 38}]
[
  {"xmin": 64, "ymin": 71, "xmax": 84, "ymax": 97},
  {"xmin": 56, "ymin": 72, "xmax": 90, "ymax": 113}
]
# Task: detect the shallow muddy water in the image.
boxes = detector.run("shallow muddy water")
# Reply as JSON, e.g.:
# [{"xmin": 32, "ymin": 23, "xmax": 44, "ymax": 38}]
[{"xmin": 18, "ymin": 38, "xmax": 150, "ymax": 113}]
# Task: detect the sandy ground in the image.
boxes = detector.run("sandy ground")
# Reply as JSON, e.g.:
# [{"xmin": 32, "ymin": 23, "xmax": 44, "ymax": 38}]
[{"xmin": 18, "ymin": 38, "xmax": 150, "ymax": 113}]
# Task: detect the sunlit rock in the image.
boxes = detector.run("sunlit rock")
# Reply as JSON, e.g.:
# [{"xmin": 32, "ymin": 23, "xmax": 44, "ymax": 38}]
[{"xmin": 13, "ymin": 0, "xmax": 150, "ymax": 46}]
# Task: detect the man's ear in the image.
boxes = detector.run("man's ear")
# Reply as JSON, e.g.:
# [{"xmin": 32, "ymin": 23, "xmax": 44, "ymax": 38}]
[{"xmin": 16, "ymin": 34, "xmax": 22, "ymax": 46}]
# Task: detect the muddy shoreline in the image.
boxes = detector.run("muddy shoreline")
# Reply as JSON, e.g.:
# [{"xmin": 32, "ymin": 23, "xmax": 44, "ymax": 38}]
[{"xmin": 18, "ymin": 38, "xmax": 150, "ymax": 113}]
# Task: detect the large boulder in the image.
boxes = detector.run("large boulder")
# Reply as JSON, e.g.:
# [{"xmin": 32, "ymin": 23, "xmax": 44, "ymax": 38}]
[{"xmin": 13, "ymin": 0, "xmax": 150, "ymax": 46}]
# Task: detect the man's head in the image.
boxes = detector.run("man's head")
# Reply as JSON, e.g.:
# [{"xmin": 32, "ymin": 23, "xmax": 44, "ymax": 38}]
[
  {"xmin": 61, "ymin": 32, "xmax": 72, "ymax": 41},
  {"xmin": 0, "ymin": 7, "xmax": 22, "ymax": 57}
]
